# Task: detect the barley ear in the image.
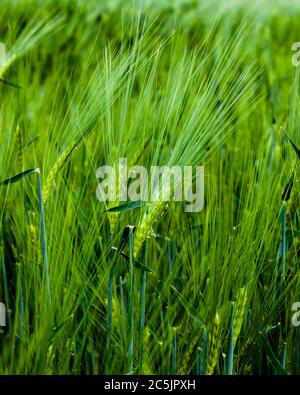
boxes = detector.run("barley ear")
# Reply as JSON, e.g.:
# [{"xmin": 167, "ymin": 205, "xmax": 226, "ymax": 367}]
[
  {"xmin": 207, "ymin": 312, "xmax": 221, "ymax": 375},
  {"xmin": 234, "ymin": 287, "xmax": 248, "ymax": 346},
  {"xmin": 178, "ymin": 335, "xmax": 200, "ymax": 374},
  {"xmin": 133, "ymin": 201, "xmax": 167, "ymax": 258},
  {"xmin": 43, "ymin": 143, "xmax": 77, "ymax": 204}
]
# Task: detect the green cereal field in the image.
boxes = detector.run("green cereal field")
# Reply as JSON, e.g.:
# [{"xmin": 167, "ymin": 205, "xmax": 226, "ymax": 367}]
[{"xmin": 0, "ymin": 0, "xmax": 300, "ymax": 376}]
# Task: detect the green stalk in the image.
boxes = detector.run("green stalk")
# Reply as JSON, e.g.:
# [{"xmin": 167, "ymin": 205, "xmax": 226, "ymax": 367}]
[
  {"xmin": 196, "ymin": 346, "xmax": 201, "ymax": 375},
  {"xmin": 171, "ymin": 329, "xmax": 177, "ymax": 374},
  {"xmin": 280, "ymin": 202, "xmax": 287, "ymax": 295},
  {"xmin": 226, "ymin": 304, "xmax": 234, "ymax": 375},
  {"xmin": 106, "ymin": 269, "xmax": 114, "ymax": 351},
  {"xmin": 138, "ymin": 269, "xmax": 147, "ymax": 373},
  {"xmin": 0, "ymin": 229, "xmax": 11, "ymax": 333},
  {"xmin": 281, "ymin": 343, "xmax": 286, "ymax": 370},
  {"xmin": 127, "ymin": 226, "xmax": 135, "ymax": 373}
]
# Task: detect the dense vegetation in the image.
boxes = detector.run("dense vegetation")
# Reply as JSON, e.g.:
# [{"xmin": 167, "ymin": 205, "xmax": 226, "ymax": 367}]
[{"xmin": 0, "ymin": 0, "xmax": 299, "ymax": 374}]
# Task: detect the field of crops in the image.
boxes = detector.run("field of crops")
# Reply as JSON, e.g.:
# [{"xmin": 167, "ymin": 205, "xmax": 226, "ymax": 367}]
[{"xmin": 0, "ymin": 0, "xmax": 300, "ymax": 375}]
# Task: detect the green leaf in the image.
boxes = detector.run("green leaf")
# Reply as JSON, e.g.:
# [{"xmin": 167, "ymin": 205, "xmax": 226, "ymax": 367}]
[
  {"xmin": 25, "ymin": 135, "xmax": 39, "ymax": 148},
  {"xmin": 284, "ymin": 131, "xmax": 300, "ymax": 160},
  {"xmin": 111, "ymin": 246, "xmax": 153, "ymax": 273},
  {"xmin": 0, "ymin": 78, "xmax": 22, "ymax": 89},
  {"xmin": 115, "ymin": 225, "xmax": 136, "ymax": 256},
  {"xmin": 0, "ymin": 168, "xmax": 51, "ymax": 305},
  {"xmin": 103, "ymin": 200, "xmax": 144, "ymax": 213},
  {"xmin": 0, "ymin": 168, "xmax": 39, "ymax": 186},
  {"xmin": 171, "ymin": 285, "xmax": 203, "ymax": 325},
  {"xmin": 282, "ymin": 172, "xmax": 294, "ymax": 201},
  {"xmin": 260, "ymin": 334, "xmax": 287, "ymax": 375}
]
